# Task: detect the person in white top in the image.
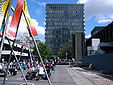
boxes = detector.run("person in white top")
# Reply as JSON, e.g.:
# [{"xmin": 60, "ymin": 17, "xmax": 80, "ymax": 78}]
[
  {"xmin": 0, "ymin": 63, "xmax": 5, "ymax": 73},
  {"xmin": 39, "ymin": 66, "xmax": 44, "ymax": 74},
  {"xmin": 38, "ymin": 65, "xmax": 45, "ymax": 79},
  {"xmin": 0, "ymin": 63, "xmax": 3, "ymax": 70}
]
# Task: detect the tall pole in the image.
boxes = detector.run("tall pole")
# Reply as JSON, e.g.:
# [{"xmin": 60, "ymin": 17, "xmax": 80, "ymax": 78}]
[
  {"xmin": 22, "ymin": 10, "xmax": 52, "ymax": 85},
  {"xmin": 24, "ymin": 36, "xmax": 34, "ymax": 66},
  {"xmin": 6, "ymin": 37, "xmax": 28, "ymax": 84},
  {"xmin": 0, "ymin": 0, "xmax": 12, "ymax": 60},
  {"xmin": 75, "ymin": 31, "xmax": 78, "ymax": 61},
  {"xmin": 3, "ymin": 3, "xmax": 23, "ymax": 85},
  {"xmin": 28, "ymin": 45, "xmax": 34, "ymax": 66},
  {"xmin": 72, "ymin": 33, "xmax": 75, "ymax": 59}
]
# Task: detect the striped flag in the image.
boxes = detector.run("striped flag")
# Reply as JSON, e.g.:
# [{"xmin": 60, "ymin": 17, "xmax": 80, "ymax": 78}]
[{"xmin": 7, "ymin": 0, "xmax": 24, "ymax": 39}]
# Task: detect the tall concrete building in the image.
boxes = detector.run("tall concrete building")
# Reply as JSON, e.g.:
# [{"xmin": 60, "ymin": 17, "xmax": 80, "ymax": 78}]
[{"xmin": 45, "ymin": 4, "xmax": 85, "ymax": 60}]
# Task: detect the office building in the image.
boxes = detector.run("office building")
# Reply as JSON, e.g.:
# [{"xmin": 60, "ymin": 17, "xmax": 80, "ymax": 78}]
[
  {"xmin": 86, "ymin": 22, "xmax": 113, "ymax": 55},
  {"xmin": 45, "ymin": 4, "xmax": 85, "ymax": 60}
]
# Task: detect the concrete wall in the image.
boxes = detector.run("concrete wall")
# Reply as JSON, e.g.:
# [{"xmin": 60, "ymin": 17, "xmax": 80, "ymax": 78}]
[
  {"xmin": 82, "ymin": 53, "xmax": 113, "ymax": 71},
  {"xmin": 74, "ymin": 32, "xmax": 85, "ymax": 61}
]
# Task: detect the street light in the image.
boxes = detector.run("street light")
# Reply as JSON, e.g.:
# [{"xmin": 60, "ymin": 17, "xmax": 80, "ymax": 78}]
[{"xmin": 66, "ymin": 52, "xmax": 68, "ymax": 58}]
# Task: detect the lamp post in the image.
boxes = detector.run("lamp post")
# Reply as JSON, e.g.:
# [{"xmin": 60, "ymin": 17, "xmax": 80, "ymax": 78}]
[
  {"xmin": 75, "ymin": 32, "xmax": 78, "ymax": 61},
  {"xmin": 66, "ymin": 52, "xmax": 67, "ymax": 57},
  {"xmin": 72, "ymin": 33, "xmax": 75, "ymax": 59}
]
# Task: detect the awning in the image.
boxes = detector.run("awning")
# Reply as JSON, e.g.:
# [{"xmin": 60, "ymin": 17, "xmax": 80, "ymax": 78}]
[{"xmin": 1, "ymin": 50, "xmax": 28, "ymax": 56}]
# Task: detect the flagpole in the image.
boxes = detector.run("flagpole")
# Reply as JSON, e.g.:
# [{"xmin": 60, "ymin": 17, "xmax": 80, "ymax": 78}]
[
  {"xmin": 0, "ymin": 0, "xmax": 12, "ymax": 60},
  {"xmin": 6, "ymin": 37, "xmax": 28, "ymax": 85},
  {"xmin": 2, "ymin": 0, "xmax": 13, "ymax": 84},
  {"xmin": 22, "ymin": 10, "xmax": 52, "ymax": 85},
  {"xmin": 24, "ymin": 36, "xmax": 34, "ymax": 66},
  {"xmin": 29, "ymin": 46, "xmax": 34, "ymax": 66},
  {"xmin": 11, "ymin": 6, "xmax": 34, "ymax": 67},
  {"xmin": 3, "ymin": 2, "xmax": 25, "ymax": 85},
  {"xmin": 27, "ymin": 41, "xmax": 34, "ymax": 67},
  {"xmin": 18, "ymin": 39, "xmax": 29, "ymax": 61}
]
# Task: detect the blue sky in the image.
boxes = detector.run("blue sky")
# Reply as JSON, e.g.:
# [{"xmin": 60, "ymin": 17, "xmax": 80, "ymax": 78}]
[{"xmin": 12, "ymin": 0, "xmax": 113, "ymax": 41}]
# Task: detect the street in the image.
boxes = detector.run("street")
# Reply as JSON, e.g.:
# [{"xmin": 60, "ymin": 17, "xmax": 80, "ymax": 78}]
[{"xmin": 0, "ymin": 65, "xmax": 113, "ymax": 85}]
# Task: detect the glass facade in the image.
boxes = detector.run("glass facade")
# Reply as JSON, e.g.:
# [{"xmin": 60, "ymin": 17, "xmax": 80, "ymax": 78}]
[{"xmin": 45, "ymin": 4, "xmax": 84, "ymax": 53}]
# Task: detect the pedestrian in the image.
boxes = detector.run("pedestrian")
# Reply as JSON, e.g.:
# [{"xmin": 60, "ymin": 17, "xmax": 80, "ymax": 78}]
[
  {"xmin": 38, "ymin": 65, "xmax": 45, "ymax": 79},
  {"xmin": 27, "ymin": 62, "xmax": 31, "ymax": 69}
]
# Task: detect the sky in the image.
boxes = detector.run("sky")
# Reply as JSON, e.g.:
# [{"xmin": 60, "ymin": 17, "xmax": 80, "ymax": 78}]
[{"xmin": 11, "ymin": 0, "xmax": 113, "ymax": 41}]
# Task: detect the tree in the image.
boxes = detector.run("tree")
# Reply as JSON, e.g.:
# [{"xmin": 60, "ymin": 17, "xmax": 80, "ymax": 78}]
[
  {"xmin": 33, "ymin": 42, "xmax": 52, "ymax": 59},
  {"xmin": 57, "ymin": 42, "xmax": 73, "ymax": 59}
]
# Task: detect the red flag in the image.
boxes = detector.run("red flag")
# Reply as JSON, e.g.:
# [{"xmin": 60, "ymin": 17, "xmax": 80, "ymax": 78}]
[
  {"xmin": 7, "ymin": 0, "xmax": 24, "ymax": 39},
  {"xmin": 29, "ymin": 26, "xmax": 37, "ymax": 36}
]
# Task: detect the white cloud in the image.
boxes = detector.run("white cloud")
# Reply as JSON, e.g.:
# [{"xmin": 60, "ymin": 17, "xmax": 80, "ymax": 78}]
[
  {"xmin": 1, "ymin": 16, "xmax": 45, "ymax": 38},
  {"xmin": 32, "ymin": 18, "xmax": 45, "ymax": 35},
  {"xmin": 17, "ymin": 16, "xmax": 28, "ymax": 37},
  {"xmin": 98, "ymin": 19, "xmax": 112, "ymax": 24},
  {"xmin": 32, "ymin": 19, "xmax": 39, "ymax": 26},
  {"xmin": 38, "ymin": 2, "xmax": 47, "ymax": 7},
  {"xmin": 18, "ymin": 17, "xmax": 45, "ymax": 36},
  {"xmin": 44, "ymin": 21, "xmax": 46, "ymax": 26},
  {"xmin": 77, "ymin": 0, "xmax": 88, "ymax": 4},
  {"xmin": 78, "ymin": 0, "xmax": 113, "ymax": 23},
  {"xmin": 97, "ymin": 16, "xmax": 113, "ymax": 23},
  {"xmin": 36, "ymin": 26, "xmax": 45, "ymax": 35}
]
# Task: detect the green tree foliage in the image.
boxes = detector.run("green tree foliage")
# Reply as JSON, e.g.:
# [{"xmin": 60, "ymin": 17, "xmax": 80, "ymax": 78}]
[
  {"xmin": 33, "ymin": 42, "xmax": 52, "ymax": 59},
  {"xmin": 57, "ymin": 42, "xmax": 73, "ymax": 59}
]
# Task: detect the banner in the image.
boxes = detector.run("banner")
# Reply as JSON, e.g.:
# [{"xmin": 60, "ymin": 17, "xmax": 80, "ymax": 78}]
[
  {"xmin": 23, "ymin": 0, "xmax": 37, "ymax": 36},
  {"xmin": 0, "ymin": 0, "xmax": 10, "ymax": 35},
  {"xmin": 2, "ymin": 0, "xmax": 10, "ymax": 16},
  {"xmin": 7, "ymin": 0, "xmax": 24, "ymax": 39}
]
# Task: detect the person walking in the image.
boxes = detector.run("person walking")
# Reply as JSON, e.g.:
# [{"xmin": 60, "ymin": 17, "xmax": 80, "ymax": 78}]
[{"xmin": 38, "ymin": 65, "xmax": 45, "ymax": 79}]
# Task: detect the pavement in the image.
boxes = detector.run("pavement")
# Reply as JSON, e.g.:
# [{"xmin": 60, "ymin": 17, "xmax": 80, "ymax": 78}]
[
  {"xmin": 70, "ymin": 67, "xmax": 113, "ymax": 85},
  {"xmin": 0, "ymin": 65, "xmax": 113, "ymax": 85}
]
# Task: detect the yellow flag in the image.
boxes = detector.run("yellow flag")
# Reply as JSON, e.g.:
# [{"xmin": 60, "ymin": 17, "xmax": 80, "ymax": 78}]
[
  {"xmin": 0, "ymin": 0, "xmax": 9, "ymax": 30},
  {"xmin": 0, "ymin": 0, "xmax": 10, "ymax": 32},
  {"xmin": 23, "ymin": 0, "xmax": 35, "ymax": 26},
  {"xmin": 2, "ymin": 0, "xmax": 10, "ymax": 16},
  {"xmin": 23, "ymin": 0, "xmax": 37, "ymax": 36}
]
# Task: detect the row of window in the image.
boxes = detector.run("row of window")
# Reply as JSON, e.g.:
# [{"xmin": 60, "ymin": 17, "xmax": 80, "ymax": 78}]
[
  {"xmin": 46, "ymin": 13, "xmax": 83, "ymax": 18},
  {"xmin": 47, "ymin": 5, "xmax": 83, "ymax": 10},
  {"xmin": 48, "ymin": 43, "xmax": 63, "ymax": 48},
  {"xmin": 46, "ymin": 10, "xmax": 83, "ymax": 14},
  {"xmin": 46, "ymin": 9, "xmax": 83, "ymax": 14},
  {"xmin": 46, "ymin": 34, "xmax": 71, "ymax": 38},
  {"xmin": 46, "ymin": 18, "xmax": 83, "ymax": 22},
  {"xmin": 46, "ymin": 22, "xmax": 83, "ymax": 26},
  {"xmin": 46, "ymin": 26, "xmax": 82, "ymax": 30},
  {"xmin": 46, "ymin": 39, "xmax": 71, "ymax": 44}
]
